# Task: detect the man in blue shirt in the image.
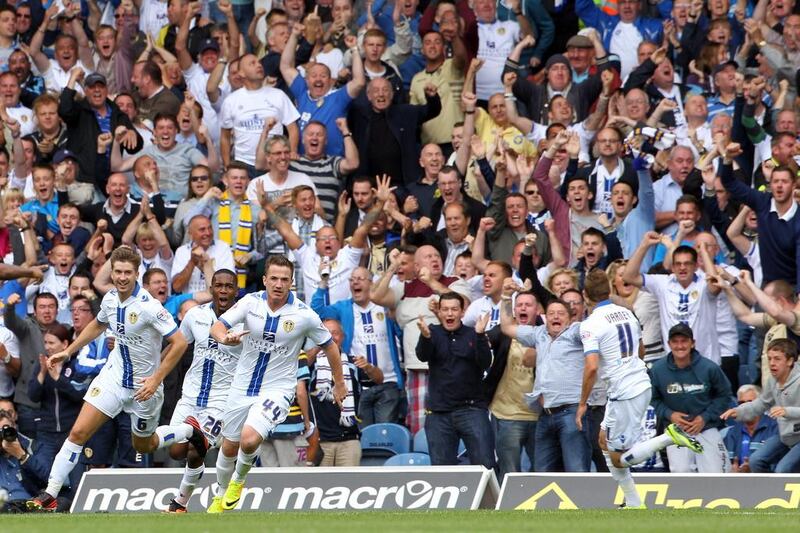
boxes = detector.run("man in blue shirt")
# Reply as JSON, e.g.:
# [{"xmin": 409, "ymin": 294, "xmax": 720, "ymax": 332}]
[
  {"xmin": 724, "ymin": 384, "xmax": 779, "ymax": 472},
  {"xmin": 500, "ymin": 280, "xmax": 591, "ymax": 472},
  {"xmin": 280, "ymin": 21, "xmax": 365, "ymax": 157}
]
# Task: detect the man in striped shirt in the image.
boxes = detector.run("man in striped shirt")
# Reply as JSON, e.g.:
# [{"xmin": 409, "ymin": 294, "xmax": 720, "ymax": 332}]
[{"xmin": 289, "ymin": 119, "xmax": 359, "ymax": 221}]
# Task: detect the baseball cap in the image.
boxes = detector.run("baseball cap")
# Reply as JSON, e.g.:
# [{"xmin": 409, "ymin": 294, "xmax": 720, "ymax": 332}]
[
  {"xmin": 712, "ymin": 60, "xmax": 738, "ymax": 77},
  {"xmin": 199, "ymin": 38, "xmax": 220, "ymax": 54},
  {"xmin": 84, "ymin": 72, "xmax": 107, "ymax": 87},
  {"xmin": 545, "ymin": 54, "xmax": 570, "ymax": 70},
  {"xmin": 566, "ymin": 35, "xmax": 594, "ymax": 49},
  {"xmin": 53, "ymin": 149, "xmax": 78, "ymax": 164},
  {"xmin": 668, "ymin": 323, "xmax": 694, "ymax": 340}
]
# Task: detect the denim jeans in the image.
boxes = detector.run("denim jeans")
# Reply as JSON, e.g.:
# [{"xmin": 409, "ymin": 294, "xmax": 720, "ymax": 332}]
[
  {"xmin": 750, "ymin": 435, "xmax": 800, "ymax": 473},
  {"xmin": 359, "ymin": 382, "xmax": 403, "ymax": 427},
  {"xmin": 737, "ymin": 322, "xmax": 763, "ymax": 386},
  {"xmin": 534, "ymin": 405, "xmax": 591, "ymax": 472},
  {"xmin": 493, "ymin": 417, "xmax": 536, "ymax": 481},
  {"xmin": 425, "ymin": 407, "xmax": 495, "ymax": 469}
]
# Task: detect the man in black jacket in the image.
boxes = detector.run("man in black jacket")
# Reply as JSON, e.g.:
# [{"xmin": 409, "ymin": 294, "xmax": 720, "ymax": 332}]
[
  {"xmin": 349, "ymin": 78, "xmax": 441, "ymax": 189},
  {"xmin": 58, "ymin": 71, "xmax": 143, "ymax": 197},
  {"xmin": 416, "ymin": 292, "xmax": 494, "ymax": 468}
]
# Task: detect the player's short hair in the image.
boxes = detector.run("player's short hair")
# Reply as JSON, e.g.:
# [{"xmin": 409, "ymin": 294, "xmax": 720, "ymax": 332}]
[
  {"xmin": 58, "ymin": 202, "xmax": 81, "ymax": 218},
  {"xmin": 672, "ymin": 245, "xmax": 698, "ymax": 264},
  {"xmin": 69, "ymin": 271, "xmax": 91, "ymax": 285},
  {"xmin": 143, "ymin": 267, "xmax": 167, "ymax": 285},
  {"xmin": 514, "ymin": 290, "xmax": 538, "ymax": 305},
  {"xmin": 110, "ymin": 246, "xmax": 142, "ymax": 271},
  {"xmin": 212, "ymin": 269, "xmax": 237, "ymax": 283},
  {"xmin": 265, "ymin": 135, "xmax": 289, "ymax": 153},
  {"xmin": 438, "ymin": 291, "xmax": 464, "ymax": 309},
  {"xmin": 140, "ymin": 60, "xmax": 163, "ymax": 85},
  {"xmin": 583, "ymin": 268, "xmax": 611, "ymax": 303},
  {"xmin": 265, "ymin": 255, "xmax": 294, "ymax": 275},
  {"xmin": 31, "ymin": 163, "xmax": 55, "ymax": 178},
  {"xmin": 443, "ymin": 201, "xmax": 469, "ymax": 220},
  {"xmin": 767, "ymin": 338, "xmax": 798, "ymax": 361},
  {"xmin": 675, "ymin": 194, "xmax": 701, "ymax": 212}
]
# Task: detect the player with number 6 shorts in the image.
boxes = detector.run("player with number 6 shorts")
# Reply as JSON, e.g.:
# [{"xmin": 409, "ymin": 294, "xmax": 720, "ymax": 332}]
[
  {"xmin": 206, "ymin": 256, "xmax": 347, "ymax": 513},
  {"xmin": 161, "ymin": 269, "xmax": 243, "ymax": 513},
  {"xmin": 27, "ymin": 247, "xmax": 190, "ymax": 512},
  {"xmin": 577, "ymin": 271, "xmax": 704, "ymax": 509}
]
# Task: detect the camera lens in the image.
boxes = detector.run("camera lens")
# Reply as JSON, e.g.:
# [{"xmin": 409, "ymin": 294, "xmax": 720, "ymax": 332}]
[{"xmin": 1, "ymin": 425, "xmax": 17, "ymax": 441}]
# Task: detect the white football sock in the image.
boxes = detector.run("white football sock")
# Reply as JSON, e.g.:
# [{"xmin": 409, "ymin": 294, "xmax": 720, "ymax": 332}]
[
  {"xmin": 231, "ymin": 448, "xmax": 259, "ymax": 484},
  {"xmin": 604, "ymin": 451, "xmax": 641, "ymax": 507},
  {"xmin": 155, "ymin": 424, "xmax": 193, "ymax": 449},
  {"xmin": 215, "ymin": 451, "xmax": 237, "ymax": 494},
  {"xmin": 619, "ymin": 433, "xmax": 673, "ymax": 467},
  {"xmin": 175, "ymin": 464, "xmax": 205, "ymax": 506},
  {"xmin": 45, "ymin": 439, "xmax": 84, "ymax": 498}
]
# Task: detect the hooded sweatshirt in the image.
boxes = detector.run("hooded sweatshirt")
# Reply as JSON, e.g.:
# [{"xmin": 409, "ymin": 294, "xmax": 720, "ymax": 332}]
[
  {"xmin": 735, "ymin": 364, "xmax": 800, "ymax": 447},
  {"xmin": 649, "ymin": 349, "xmax": 732, "ymax": 430}
]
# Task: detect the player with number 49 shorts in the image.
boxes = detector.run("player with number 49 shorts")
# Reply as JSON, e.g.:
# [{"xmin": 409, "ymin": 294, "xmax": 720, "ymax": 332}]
[{"xmin": 205, "ymin": 256, "xmax": 348, "ymax": 514}]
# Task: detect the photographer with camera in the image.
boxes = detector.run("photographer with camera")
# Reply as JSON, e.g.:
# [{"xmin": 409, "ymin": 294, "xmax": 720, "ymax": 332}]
[{"xmin": 0, "ymin": 406, "xmax": 57, "ymax": 512}]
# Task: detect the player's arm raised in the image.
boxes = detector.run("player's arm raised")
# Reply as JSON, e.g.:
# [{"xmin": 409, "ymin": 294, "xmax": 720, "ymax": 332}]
[{"xmin": 576, "ymin": 324, "xmax": 599, "ymax": 431}]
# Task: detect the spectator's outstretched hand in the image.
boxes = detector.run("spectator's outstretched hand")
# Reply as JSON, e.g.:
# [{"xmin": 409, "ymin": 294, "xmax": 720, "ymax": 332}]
[{"xmin": 417, "ymin": 315, "xmax": 431, "ymax": 338}]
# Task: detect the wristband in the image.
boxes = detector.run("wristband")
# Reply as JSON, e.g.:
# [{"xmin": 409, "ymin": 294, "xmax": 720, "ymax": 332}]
[{"xmin": 342, "ymin": 133, "xmax": 352, "ymax": 138}]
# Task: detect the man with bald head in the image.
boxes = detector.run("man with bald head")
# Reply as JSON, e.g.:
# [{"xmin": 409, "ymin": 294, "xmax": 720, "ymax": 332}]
[
  {"xmin": 653, "ymin": 145, "xmax": 697, "ymax": 233},
  {"xmin": 405, "ymin": 144, "xmax": 446, "ymax": 220},
  {"xmin": 171, "ymin": 215, "xmax": 236, "ymax": 293},
  {"xmin": 350, "ymin": 77, "xmax": 442, "ymax": 188},
  {"xmin": 370, "ymin": 244, "xmax": 472, "ymax": 433},
  {"xmin": 81, "ymin": 172, "xmax": 166, "ymax": 244},
  {"xmin": 311, "ymin": 266, "xmax": 404, "ymax": 426}
]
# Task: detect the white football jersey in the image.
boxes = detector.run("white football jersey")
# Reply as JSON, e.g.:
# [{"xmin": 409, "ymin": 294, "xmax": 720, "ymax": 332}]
[
  {"xmin": 580, "ymin": 301, "xmax": 651, "ymax": 401},
  {"xmin": 219, "ymin": 291, "xmax": 333, "ymax": 397},
  {"xmin": 350, "ymin": 302, "xmax": 395, "ymax": 383},
  {"xmin": 96, "ymin": 283, "xmax": 179, "ymax": 389},
  {"xmin": 180, "ymin": 302, "xmax": 242, "ymax": 408}
]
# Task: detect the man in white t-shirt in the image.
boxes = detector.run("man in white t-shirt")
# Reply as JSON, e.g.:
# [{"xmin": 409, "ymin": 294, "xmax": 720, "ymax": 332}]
[
  {"xmin": 0, "ymin": 72, "xmax": 34, "ymax": 137},
  {"xmin": 623, "ymin": 231, "xmax": 721, "ymax": 364},
  {"xmin": 261, "ymin": 175, "xmax": 393, "ymax": 304},
  {"xmin": 171, "ymin": 215, "xmax": 236, "ymax": 294},
  {"xmin": 246, "ymin": 135, "xmax": 316, "ymax": 206},
  {"xmin": 220, "ymin": 53, "xmax": 300, "ymax": 172},
  {"xmin": 139, "ymin": 0, "xmax": 169, "ymax": 40},
  {"xmin": 474, "ymin": 0, "xmax": 532, "ymax": 101},
  {"xmin": 0, "ymin": 325, "xmax": 20, "ymax": 400}
]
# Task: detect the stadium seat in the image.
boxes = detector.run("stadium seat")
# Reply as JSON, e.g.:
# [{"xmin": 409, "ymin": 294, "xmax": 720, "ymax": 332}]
[
  {"xmin": 384, "ymin": 453, "xmax": 432, "ymax": 466},
  {"xmin": 361, "ymin": 423, "xmax": 412, "ymax": 455},
  {"xmin": 413, "ymin": 428, "xmax": 428, "ymax": 453}
]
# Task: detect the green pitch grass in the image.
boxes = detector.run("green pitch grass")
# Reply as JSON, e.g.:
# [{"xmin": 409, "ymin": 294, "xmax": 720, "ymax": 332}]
[{"xmin": 2, "ymin": 510, "xmax": 797, "ymax": 533}]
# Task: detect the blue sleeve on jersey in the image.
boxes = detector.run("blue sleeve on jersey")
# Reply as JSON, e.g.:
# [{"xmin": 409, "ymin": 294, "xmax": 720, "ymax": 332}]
[
  {"xmin": 219, "ymin": 318, "xmax": 232, "ymax": 329},
  {"xmin": 164, "ymin": 325, "xmax": 179, "ymax": 338},
  {"xmin": 318, "ymin": 337, "xmax": 334, "ymax": 348},
  {"xmin": 96, "ymin": 316, "xmax": 108, "ymax": 325},
  {"xmin": 583, "ymin": 350, "xmax": 600, "ymax": 357}
]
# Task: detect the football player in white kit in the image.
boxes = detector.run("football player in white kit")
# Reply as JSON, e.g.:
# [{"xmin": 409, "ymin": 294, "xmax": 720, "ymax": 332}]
[
  {"xmin": 163, "ymin": 269, "xmax": 242, "ymax": 513},
  {"xmin": 576, "ymin": 270, "xmax": 703, "ymax": 509},
  {"xmin": 207, "ymin": 255, "xmax": 347, "ymax": 513},
  {"xmin": 27, "ymin": 247, "xmax": 189, "ymax": 512}
]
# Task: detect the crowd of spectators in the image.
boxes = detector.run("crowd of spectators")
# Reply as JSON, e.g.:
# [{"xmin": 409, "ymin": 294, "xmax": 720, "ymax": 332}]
[{"xmin": 3, "ymin": 0, "xmax": 800, "ymax": 510}]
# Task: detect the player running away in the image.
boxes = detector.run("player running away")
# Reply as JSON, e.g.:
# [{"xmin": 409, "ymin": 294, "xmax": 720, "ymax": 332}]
[
  {"xmin": 576, "ymin": 270, "xmax": 703, "ymax": 509},
  {"xmin": 163, "ymin": 269, "xmax": 242, "ymax": 513},
  {"xmin": 207, "ymin": 255, "xmax": 346, "ymax": 513},
  {"xmin": 27, "ymin": 247, "xmax": 190, "ymax": 511}
]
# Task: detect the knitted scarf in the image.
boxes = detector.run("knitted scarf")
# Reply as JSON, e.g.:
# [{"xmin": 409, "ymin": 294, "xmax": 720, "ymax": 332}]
[
  {"xmin": 313, "ymin": 351, "xmax": 357, "ymax": 427},
  {"xmin": 218, "ymin": 191, "xmax": 252, "ymax": 289}
]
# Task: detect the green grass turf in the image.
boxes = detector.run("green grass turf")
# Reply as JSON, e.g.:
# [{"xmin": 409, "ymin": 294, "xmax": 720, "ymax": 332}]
[{"xmin": 1, "ymin": 510, "xmax": 797, "ymax": 533}]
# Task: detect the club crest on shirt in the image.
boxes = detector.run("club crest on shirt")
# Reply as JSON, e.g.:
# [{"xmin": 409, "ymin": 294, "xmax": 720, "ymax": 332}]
[
  {"xmin": 690, "ymin": 290, "xmax": 698, "ymax": 300},
  {"xmin": 283, "ymin": 320, "xmax": 295, "ymax": 333},
  {"xmin": 376, "ymin": 312, "xmax": 384, "ymax": 321},
  {"xmin": 128, "ymin": 312, "xmax": 138, "ymax": 324},
  {"xmin": 89, "ymin": 387, "xmax": 101, "ymax": 397}
]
